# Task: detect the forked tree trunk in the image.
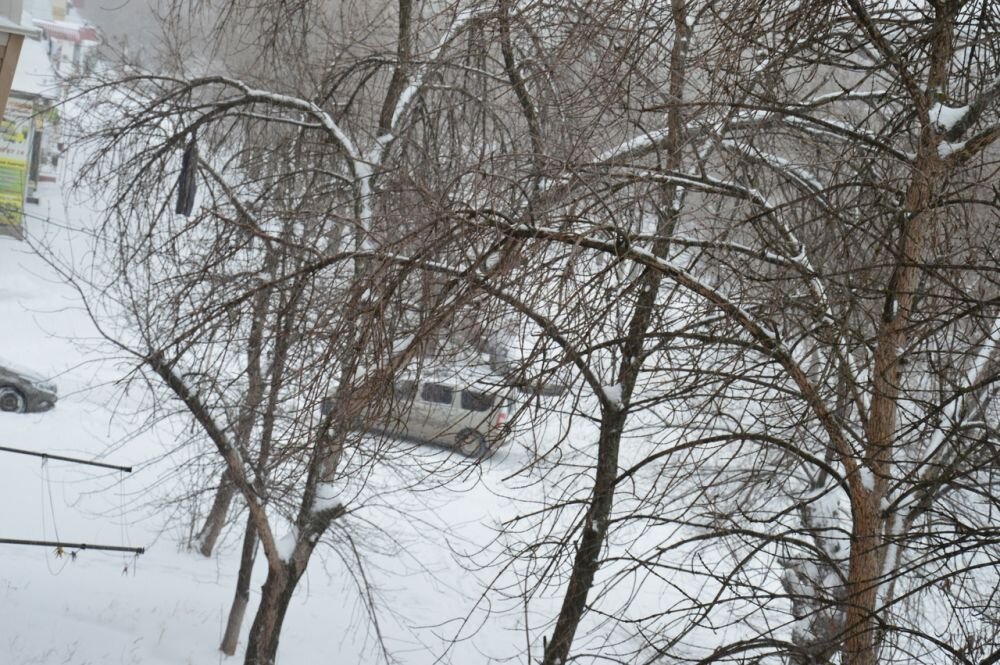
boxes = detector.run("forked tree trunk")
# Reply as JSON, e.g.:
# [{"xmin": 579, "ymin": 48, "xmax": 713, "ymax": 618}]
[
  {"xmin": 244, "ymin": 561, "xmax": 300, "ymax": 665},
  {"xmin": 839, "ymin": 119, "xmax": 944, "ymax": 665},
  {"xmin": 221, "ymin": 513, "xmax": 258, "ymax": 655},
  {"xmin": 834, "ymin": 4, "xmax": 958, "ymax": 661},
  {"xmin": 243, "ymin": 502, "xmax": 344, "ymax": 665},
  {"xmin": 194, "ymin": 251, "xmax": 277, "ymax": 558}
]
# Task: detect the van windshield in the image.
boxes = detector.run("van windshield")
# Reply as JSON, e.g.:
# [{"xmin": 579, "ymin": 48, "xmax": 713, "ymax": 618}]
[
  {"xmin": 461, "ymin": 390, "xmax": 493, "ymax": 412},
  {"xmin": 394, "ymin": 380, "xmax": 417, "ymax": 401}
]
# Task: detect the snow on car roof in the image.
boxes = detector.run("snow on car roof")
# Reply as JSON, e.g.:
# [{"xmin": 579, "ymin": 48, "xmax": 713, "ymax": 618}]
[
  {"xmin": 400, "ymin": 361, "xmax": 506, "ymax": 391},
  {"xmin": 0, "ymin": 356, "xmax": 49, "ymax": 383}
]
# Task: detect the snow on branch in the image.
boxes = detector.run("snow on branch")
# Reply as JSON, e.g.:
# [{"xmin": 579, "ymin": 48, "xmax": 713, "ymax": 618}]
[
  {"xmin": 943, "ymin": 74, "xmax": 1000, "ymax": 142},
  {"xmin": 719, "ymin": 140, "xmax": 826, "ymax": 198},
  {"xmin": 805, "ymin": 88, "xmax": 890, "ymax": 107},
  {"xmin": 603, "ymin": 166, "xmax": 777, "ymax": 207},
  {"xmin": 666, "ymin": 236, "xmax": 797, "ymax": 267},
  {"xmin": 374, "ymin": 3, "xmax": 485, "ymax": 156},
  {"xmin": 595, "ymin": 127, "xmax": 673, "ymax": 164},
  {"xmin": 929, "ymin": 102, "xmax": 969, "ymax": 133},
  {"xmin": 180, "ymin": 75, "xmax": 362, "ymax": 164},
  {"xmin": 941, "ymin": 123, "xmax": 1000, "ymax": 164},
  {"xmin": 875, "ymin": 312, "xmax": 1000, "ymax": 611},
  {"xmin": 778, "ymin": 114, "xmax": 910, "ymax": 162},
  {"xmin": 601, "ymin": 383, "xmax": 623, "ymax": 410},
  {"xmin": 352, "ymin": 4, "xmax": 484, "ymax": 249},
  {"xmin": 474, "ymin": 217, "xmax": 854, "ymax": 472}
]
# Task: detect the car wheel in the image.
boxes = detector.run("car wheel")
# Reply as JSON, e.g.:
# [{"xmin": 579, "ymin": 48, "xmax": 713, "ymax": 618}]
[
  {"xmin": 0, "ymin": 386, "xmax": 26, "ymax": 413},
  {"xmin": 456, "ymin": 430, "xmax": 487, "ymax": 458}
]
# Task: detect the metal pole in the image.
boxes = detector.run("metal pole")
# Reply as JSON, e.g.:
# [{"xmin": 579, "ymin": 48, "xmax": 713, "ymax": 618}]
[
  {"xmin": 0, "ymin": 445, "xmax": 133, "ymax": 472},
  {"xmin": 0, "ymin": 538, "xmax": 145, "ymax": 555}
]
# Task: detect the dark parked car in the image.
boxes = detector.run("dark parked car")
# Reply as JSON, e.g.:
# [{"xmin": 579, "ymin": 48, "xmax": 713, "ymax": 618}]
[{"xmin": 0, "ymin": 361, "xmax": 58, "ymax": 413}]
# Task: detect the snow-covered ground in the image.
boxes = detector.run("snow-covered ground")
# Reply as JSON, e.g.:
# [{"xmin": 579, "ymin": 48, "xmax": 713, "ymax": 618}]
[
  {"xmin": 0, "ymin": 179, "xmax": 586, "ymax": 664},
  {"xmin": 0, "ymin": 4, "xmax": 713, "ymax": 661},
  {"xmin": 2, "ymin": 163, "xmax": 776, "ymax": 665}
]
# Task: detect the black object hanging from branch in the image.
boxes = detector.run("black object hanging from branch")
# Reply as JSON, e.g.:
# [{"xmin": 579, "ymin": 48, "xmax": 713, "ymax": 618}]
[{"xmin": 175, "ymin": 134, "xmax": 198, "ymax": 216}]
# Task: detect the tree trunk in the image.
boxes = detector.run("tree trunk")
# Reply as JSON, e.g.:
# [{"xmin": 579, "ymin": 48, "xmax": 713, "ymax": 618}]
[
  {"xmin": 839, "ymin": 105, "xmax": 944, "ymax": 662},
  {"xmin": 541, "ymin": 410, "xmax": 627, "ymax": 665},
  {"xmin": 194, "ymin": 470, "xmax": 236, "ymax": 557},
  {"xmin": 243, "ymin": 562, "xmax": 298, "ymax": 665},
  {"xmin": 221, "ymin": 512, "xmax": 259, "ymax": 655},
  {"xmin": 242, "ymin": 503, "xmax": 345, "ymax": 665},
  {"xmin": 541, "ymin": 4, "xmax": 688, "ymax": 661},
  {"xmin": 194, "ymin": 255, "xmax": 276, "ymax": 557},
  {"xmin": 842, "ymin": 490, "xmax": 882, "ymax": 665}
]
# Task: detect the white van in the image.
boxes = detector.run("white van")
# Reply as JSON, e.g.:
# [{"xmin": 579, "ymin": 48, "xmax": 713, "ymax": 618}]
[{"xmin": 324, "ymin": 376, "xmax": 512, "ymax": 457}]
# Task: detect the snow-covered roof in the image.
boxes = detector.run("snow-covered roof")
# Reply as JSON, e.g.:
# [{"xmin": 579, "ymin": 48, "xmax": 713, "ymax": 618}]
[
  {"xmin": 32, "ymin": 18, "xmax": 97, "ymax": 43},
  {"xmin": 0, "ymin": 14, "xmax": 38, "ymax": 38},
  {"xmin": 11, "ymin": 35, "xmax": 56, "ymax": 98}
]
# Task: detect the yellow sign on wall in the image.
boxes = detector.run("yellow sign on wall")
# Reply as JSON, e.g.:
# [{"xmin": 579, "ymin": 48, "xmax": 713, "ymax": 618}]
[
  {"xmin": 0, "ymin": 99, "xmax": 32, "ymax": 238},
  {"xmin": 0, "ymin": 156, "xmax": 25, "ymax": 229}
]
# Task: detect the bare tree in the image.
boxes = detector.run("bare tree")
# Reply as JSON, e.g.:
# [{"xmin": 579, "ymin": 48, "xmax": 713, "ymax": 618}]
[
  {"xmin": 65, "ymin": 0, "xmax": 1000, "ymax": 663},
  {"xmin": 71, "ymin": 2, "xmax": 516, "ymax": 663},
  {"xmin": 386, "ymin": 0, "xmax": 1000, "ymax": 664}
]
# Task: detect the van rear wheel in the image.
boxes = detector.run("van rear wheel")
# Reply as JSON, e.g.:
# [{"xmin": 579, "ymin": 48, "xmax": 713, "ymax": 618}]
[{"xmin": 456, "ymin": 430, "xmax": 487, "ymax": 458}]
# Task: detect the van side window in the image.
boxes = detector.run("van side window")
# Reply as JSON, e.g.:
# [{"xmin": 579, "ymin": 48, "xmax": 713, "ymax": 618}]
[
  {"xmin": 461, "ymin": 390, "xmax": 493, "ymax": 412},
  {"xmin": 394, "ymin": 380, "xmax": 417, "ymax": 401},
  {"xmin": 421, "ymin": 383, "xmax": 452, "ymax": 405}
]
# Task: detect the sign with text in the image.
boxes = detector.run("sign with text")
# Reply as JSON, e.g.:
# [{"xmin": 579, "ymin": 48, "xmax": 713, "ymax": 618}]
[{"xmin": 0, "ymin": 98, "xmax": 32, "ymax": 239}]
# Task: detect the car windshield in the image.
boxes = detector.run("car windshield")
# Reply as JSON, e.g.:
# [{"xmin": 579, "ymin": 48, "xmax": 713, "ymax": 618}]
[{"xmin": 394, "ymin": 380, "xmax": 417, "ymax": 401}]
